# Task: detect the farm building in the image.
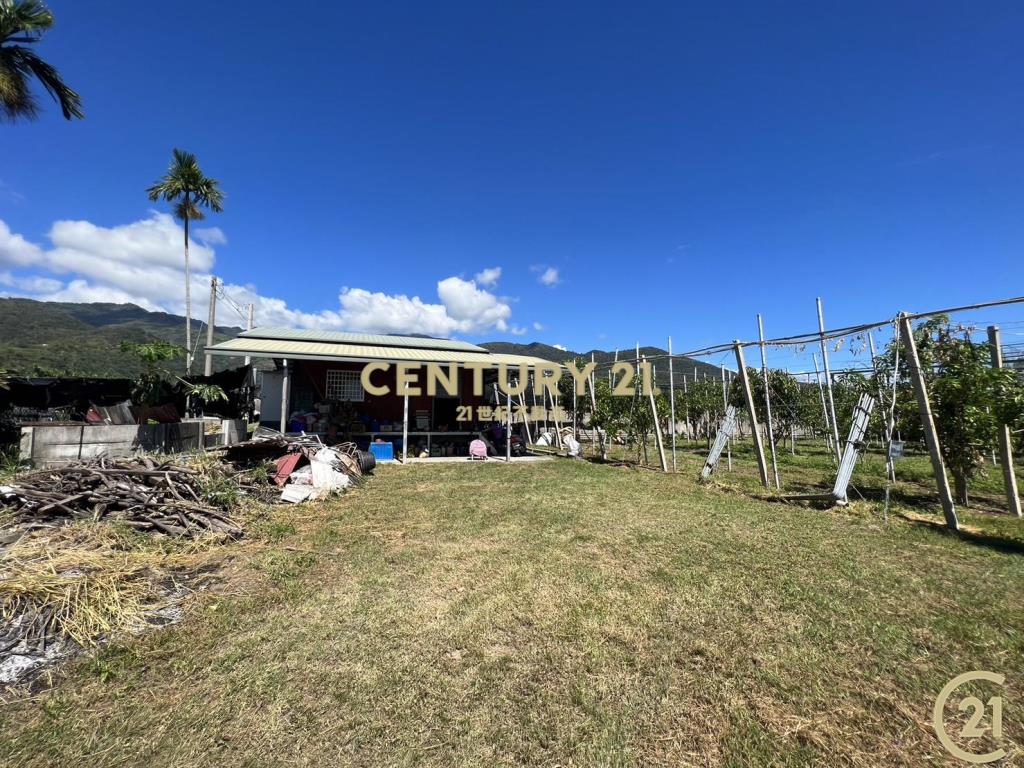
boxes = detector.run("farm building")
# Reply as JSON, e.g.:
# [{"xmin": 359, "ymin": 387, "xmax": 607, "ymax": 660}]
[{"xmin": 204, "ymin": 328, "xmax": 557, "ymax": 459}]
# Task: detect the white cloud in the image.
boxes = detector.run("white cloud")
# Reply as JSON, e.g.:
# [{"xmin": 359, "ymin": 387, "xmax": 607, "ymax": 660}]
[
  {"xmin": 509, "ymin": 325, "xmax": 526, "ymax": 336},
  {"xmin": 0, "ymin": 213, "xmax": 518, "ymax": 338},
  {"xmin": 0, "ymin": 220, "xmax": 43, "ymax": 267},
  {"xmin": 553, "ymin": 344, "xmax": 567, "ymax": 351},
  {"xmin": 532, "ymin": 321, "xmax": 544, "ymax": 331},
  {"xmin": 473, "ymin": 266, "xmax": 501, "ymax": 287},
  {"xmin": 194, "ymin": 226, "xmax": 227, "ymax": 246},
  {"xmin": 0, "ymin": 271, "xmax": 62, "ymax": 293},
  {"xmin": 532, "ymin": 265, "xmax": 560, "ymax": 286}
]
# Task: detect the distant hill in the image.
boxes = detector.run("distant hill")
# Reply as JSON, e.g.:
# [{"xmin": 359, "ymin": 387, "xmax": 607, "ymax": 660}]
[
  {"xmin": 480, "ymin": 341, "xmax": 728, "ymax": 383},
  {"xmin": 0, "ymin": 298, "xmax": 731, "ymax": 383},
  {"xmin": 0, "ymin": 298, "xmax": 243, "ymax": 378}
]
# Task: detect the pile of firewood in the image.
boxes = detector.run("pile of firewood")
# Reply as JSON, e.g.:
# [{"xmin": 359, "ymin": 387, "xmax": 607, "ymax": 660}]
[{"xmin": 0, "ymin": 458, "xmax": 243, "ymax": 538}]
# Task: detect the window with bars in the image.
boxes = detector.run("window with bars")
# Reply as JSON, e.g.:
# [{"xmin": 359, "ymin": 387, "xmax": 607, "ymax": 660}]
[{"xmin": 325, "ymin": 369, "xmax": 364, "ymax": 402}]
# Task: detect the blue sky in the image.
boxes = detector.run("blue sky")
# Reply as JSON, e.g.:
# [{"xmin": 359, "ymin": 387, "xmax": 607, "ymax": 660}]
[{"xmin": 1, "ymin": 1, "xmax": 1022, "ymax": 362}]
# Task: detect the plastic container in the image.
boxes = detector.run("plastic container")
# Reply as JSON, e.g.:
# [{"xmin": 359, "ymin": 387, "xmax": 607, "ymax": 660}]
[{"xmin": 368, "ymin": 442, "xmax": 393, "ymax": 463}]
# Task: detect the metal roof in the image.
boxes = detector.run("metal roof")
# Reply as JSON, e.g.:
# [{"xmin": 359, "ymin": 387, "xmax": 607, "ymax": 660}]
[
  {"xmin": 206, "ymin": 336, "xmax": 556, "ymax": 368},
  {"xmin": 239, "ymin": 327, "xmax": 488, "ymax": 353}
]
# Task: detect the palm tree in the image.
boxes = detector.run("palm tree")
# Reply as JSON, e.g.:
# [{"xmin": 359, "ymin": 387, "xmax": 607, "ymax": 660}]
[
  {"xmin": 146, "ymin": 149, "xmax": 224, "ymax": 373},
  {"xmin": 0, "ymin": 0, "xmax": 82, "ymax": 121}
]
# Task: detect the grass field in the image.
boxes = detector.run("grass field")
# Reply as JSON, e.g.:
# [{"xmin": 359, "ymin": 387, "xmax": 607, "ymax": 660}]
[{"xmin": 2, "ymin": 446, "xmax": 1023, "ymax": 767}]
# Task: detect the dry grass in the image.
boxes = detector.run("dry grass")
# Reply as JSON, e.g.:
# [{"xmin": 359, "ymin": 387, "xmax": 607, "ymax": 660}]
[
  {"xmin": 1, "ymin": 523, "xmax": 230, "ymax": 653},
  {"xmin": 0, "ymin": 456, "xmax": 1022, "ymax": 767}
]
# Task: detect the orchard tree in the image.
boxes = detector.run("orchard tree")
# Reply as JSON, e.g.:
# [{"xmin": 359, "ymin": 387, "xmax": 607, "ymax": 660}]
[{"xmin": 879, "ymin": 316, "xmax": 1024, "ymax": 505}]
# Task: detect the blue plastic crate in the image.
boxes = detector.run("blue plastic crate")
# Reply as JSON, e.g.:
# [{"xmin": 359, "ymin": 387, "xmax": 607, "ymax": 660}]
[{"xmin": 369, "ymin": 442, "xmax": 394, "ymax": 462}]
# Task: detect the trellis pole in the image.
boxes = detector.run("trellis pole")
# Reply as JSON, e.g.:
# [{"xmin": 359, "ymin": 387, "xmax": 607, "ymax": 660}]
[
  {"xmin": 514, "ymin": 377, "xmax": 532, "ymax": 446},
  {"xmin": 867, "ymin": 332, "xmax": 895, "ymax": 482},
  {"xmin": 682, "ymin": 377, "xmax": 690, "ymax": 443},
  {"xmin": 757, "ymin": 315, "xmax": 781, "ymax": 489},
  {"xmin": 816, "ymin": 298, "xmax": 842, "ymax": 461},
  {"xmin": 721, "ymin": 365, "xmax": 732, "ymax": 471},
  {"xmin": 530, "ymin": 373, "xmax": 539, "ymax": 440},
  {"xmin": 987, "ymin": 325, "xmax": 1022, "ymax": 517},
  {"xmin": 668, "ymin": 336, "xmax": 677, "ymax": 471},
  {"xmin": 588, "ymin": 352, "xmax": 606, "ymax": 459},
  {"xmin": 506, "ymin": 386, "xmax": 512, "ymax": 462},
  {"xmin": 402, "ymin": 392, "xmax": 409, "ymax": 463},
  {"xmin": 645, "ymin": 356, "xmax": 668, "ymax": 472},
  {"xmin": 734, "ymin": 341, "xmax": 770, "ymax": 488},
  {"xmin": 898, "ymin": 313, "xmax": 958, "ymax": 531},
  {"xmin": 549, "ymin": 385, "xmax": 563, "ymax": 449},
  {"xmin": 572, "ymin": 375, "xmax": 578, "ymax": 439},
  {"xmin": 634, "ymin": 343, "xmax": 648, "ymax": 464},
  {"xmin": 812, "ymin": 353, "xmax": 832, "ymax": 455}
]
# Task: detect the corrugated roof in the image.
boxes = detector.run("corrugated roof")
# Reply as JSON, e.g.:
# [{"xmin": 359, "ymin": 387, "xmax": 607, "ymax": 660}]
[
  {"xmin": 239, "ymin": 327, "xmax": 488, "ymax": 353},
  {"xmin": 206, "ymin": 336, "xmax": 555, "ymax": 368}
]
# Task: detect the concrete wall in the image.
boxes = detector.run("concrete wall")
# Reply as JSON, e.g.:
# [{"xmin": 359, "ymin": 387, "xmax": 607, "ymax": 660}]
[{"xmin": 20, "ymin": 419, "xmax": 246, "ymax": 467}]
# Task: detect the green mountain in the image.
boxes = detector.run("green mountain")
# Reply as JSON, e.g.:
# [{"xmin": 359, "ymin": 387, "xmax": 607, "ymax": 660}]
[{"xmin": 0, "ymin": 298, "xmax": 243, "ymax": 378}]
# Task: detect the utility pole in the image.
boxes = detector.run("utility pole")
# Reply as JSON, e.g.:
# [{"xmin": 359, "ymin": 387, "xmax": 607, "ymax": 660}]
[
  {"xmin": 816, "ymin": 298, "xmax": 842, "ymax": 461},
  {"xmin": 898, "ymin": 314, "xmax": 958, "ymax": 531},
  {"xmin": 734, "ymin": 341, "xmax": 770, "ymax": 488},
  {"xmin": 757, "ymin": 314, "xmax": 780, "ymax": 489},
  {"xmin": 204, "ymin": 276, "xmax": 218, "ymax": 376},
  {"xmin": 244, "ymin": 302, "xmax": 254, "ymax": 367},
  {"xmin": 987, "ymin": 325, "xmax": 1022, "ymax": 517},
  {"xmin": 668, "ymin": 336, "xmax": 677, "ymax": 471}
]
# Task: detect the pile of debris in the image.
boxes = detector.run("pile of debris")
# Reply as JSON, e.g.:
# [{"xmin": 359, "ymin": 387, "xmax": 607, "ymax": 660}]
[
  {"xmin": 0, "ymin": 458, "xmax": 244, "ymax": 539},
  {"xmin": 0, "ymin": 428, "xmax": 377, "ymax": 688},
  {"xmin": 218, "ymin": 428, "xmax": 375, "ymax": 503}
]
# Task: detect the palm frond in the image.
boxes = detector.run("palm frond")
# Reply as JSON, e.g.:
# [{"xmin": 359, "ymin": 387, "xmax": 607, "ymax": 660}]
[
  {"xmin": 0, "ymin": 47, "xmax": 36, "ymax": 120},
  {"xmin": 0, "ymin": 1, "xmax": 80, "ymax": 121},
  {"xmin": 4, "ymin": 44, "xmax": 81, "ymax": 118},
  {"xmin": 0, "ymin": 0, "xmax": 54, "ymax": 42},
  {"xmin": 147, "ymin": 148, "xmax": 225, "ymax": 219}
]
